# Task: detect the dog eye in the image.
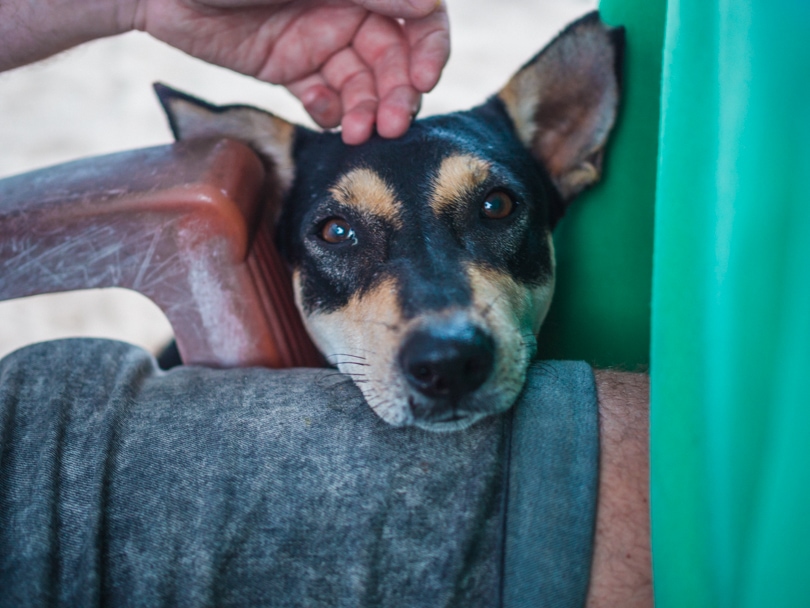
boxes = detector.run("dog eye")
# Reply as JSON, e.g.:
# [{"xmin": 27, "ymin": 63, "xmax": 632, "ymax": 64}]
[
  {"xmin": 319, "ymin": 217, "xmax": 356, "ymax": 244},
  {"xmin": 481, "ymin": 190, "xmax": 515, "ymax": 219}
]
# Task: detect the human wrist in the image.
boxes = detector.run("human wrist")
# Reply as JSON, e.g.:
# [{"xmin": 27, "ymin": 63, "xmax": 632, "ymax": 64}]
[{"xmin": 0, "ymin": 0, "xmax": 132, "ymax": 72}]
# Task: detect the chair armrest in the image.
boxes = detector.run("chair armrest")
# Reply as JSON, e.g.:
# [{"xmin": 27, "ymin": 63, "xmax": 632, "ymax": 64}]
[{"xmin": 0, "ymin": 138, "xmax": 322, "ymax": 369}]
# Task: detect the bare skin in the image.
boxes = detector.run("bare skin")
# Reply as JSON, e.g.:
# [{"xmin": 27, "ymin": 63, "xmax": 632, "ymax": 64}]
[
  {"xmin": 588, "ymin": 371, "xmax": 653, "ymax": 607},
  {"xmin": 0, "ymin": 0, "xmax": 450, "ymax": 144}
]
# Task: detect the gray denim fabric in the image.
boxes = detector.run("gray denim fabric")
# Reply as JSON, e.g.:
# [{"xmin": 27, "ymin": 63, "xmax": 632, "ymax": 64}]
[{"xmin": 0, "ymin": 338, "xmax": 597, "ymax": 607}]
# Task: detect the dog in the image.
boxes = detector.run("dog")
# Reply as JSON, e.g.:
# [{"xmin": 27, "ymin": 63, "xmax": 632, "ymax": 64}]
[{"xmin": 154, "ymin": 12, "xmax": 623, "ymax": 431}]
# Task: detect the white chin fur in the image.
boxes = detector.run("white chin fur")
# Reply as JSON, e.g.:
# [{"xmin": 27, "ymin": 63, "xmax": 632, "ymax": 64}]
[{"xmin": 411, "ymin": 412, "xmax": 489, "ymax": 433}]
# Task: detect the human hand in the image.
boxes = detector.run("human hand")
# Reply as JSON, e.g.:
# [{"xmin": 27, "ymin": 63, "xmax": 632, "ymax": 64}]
[
  {"xmin": 127, "ymin": 0, "xmax": 451, "ymax": 144},
  {"xmin": 0, "ymin": 0, "xmax": 449, "ymax": 144}
]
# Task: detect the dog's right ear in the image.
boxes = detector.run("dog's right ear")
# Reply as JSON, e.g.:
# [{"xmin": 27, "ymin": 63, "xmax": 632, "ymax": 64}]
[
  {"xmin": 154, "ymin": 83, "xmax": 296, "ymax": 200},
  {"xmin": 497, "ymin": 12, "xmax": 623, "ymax": 203}
]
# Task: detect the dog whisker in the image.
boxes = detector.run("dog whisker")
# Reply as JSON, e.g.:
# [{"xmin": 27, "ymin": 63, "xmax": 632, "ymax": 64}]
[
  {"xmin": 326, "ymin": 353, "xmax": 368, "ymax": 361},
  {"xmin": 360, "ymin": 377, "xmax": 409, "ymax": 422},
  {"xmin": 320, "ymin": 371, "xmax": 365, "ymax": 382},
  {"xmin": 370, "ymin": 398, "xmax": 398, "ymax": 416},
  {"xmin": 480, "ymin": 291, "xmax": 507, "ymax": 319},
  {"xmin": 313, "ymin": 374, "xmax": 358, "ymax": 392},
  {"xmin": 534, "ymin": 361, "xmax": 561, "ymax": 382},
  {"xmin": 362, "ymin": 385, "xmax": 397, "ymax": 412},
  {"xmin": 364, "ymin": 385, "xmax": 384, "ymax": 399},
  {"xmin": 339, "ymin": 347, "xmax": 379, "ymax": 357},
  {"xmin": 343, "ymin": 317, "xmax": 398, "ymax": 331}
]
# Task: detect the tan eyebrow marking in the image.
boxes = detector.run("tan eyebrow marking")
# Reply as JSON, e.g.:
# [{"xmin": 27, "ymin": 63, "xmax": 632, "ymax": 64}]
[
  {"xmin": 430, "ymin": 154, "xmax": 492, "ymax": 216},
  {"xmin": 329, "ymin": 168, "xmax": 402, "ymax": 228}
]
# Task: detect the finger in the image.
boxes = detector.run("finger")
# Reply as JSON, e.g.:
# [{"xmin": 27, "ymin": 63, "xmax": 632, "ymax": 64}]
[
  {"xmin": 402, "ymin": 0, "xmax": 450, "ymax": 92},
  {"xmin": 341, "ymin": 97, "xmax": 378, "ymax": 145},
  {"xmin": 255, "ymin": 3, "xmax": 366, "ymax": 84},
  {"xmin": 339, "ymin": 68, "xmax": 378, "ymax": 145},
  {"xmin": 377, "ymin": 84, "xmax": 420, "ymax": 139},
  {"xmin": 193, "ymin": 0, "xmax": 294, "ymax": 8},
  {"xmin": 353, "ymin": 14, "xmax": 419, "ymax": 138},
  {"xmin": 354, "ymin": 14, "xmax": 409, "ymax": 98},
  {"xmin": 349, "ymin": 0, "xmax": 440, "ymax": 20},
  {"xmin": 321, "ymin": 47, "xmax": 379, "ymax": 144},
  {"xmin": 286, "ymin": 74, "xmax": 342, "ymax": 128}
]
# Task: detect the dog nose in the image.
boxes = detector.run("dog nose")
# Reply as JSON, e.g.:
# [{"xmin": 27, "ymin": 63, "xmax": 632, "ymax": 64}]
[{"xmin": 399, "ymin": 323, "xmax": 495, "ymax": 401}]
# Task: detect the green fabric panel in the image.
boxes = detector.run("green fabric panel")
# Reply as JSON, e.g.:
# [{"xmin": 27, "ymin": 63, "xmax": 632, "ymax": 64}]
[
  {"xmin": 536, "ymin": 0, "xmax": 665, "ymax": 368},
  {"xmin": 651, "ymin": 0, "xmax": 810, "ymax": 605},
  {"xmin": 719, "ymin": 1, "xmax": 810, "ymax": 605},
  {"xmin": 649, "ymin": 0, "xmax": 717, "ymax": 603}
]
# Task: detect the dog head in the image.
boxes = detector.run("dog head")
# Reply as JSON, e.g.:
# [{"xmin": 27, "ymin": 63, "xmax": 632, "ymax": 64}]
[{"xmin": 156, "ymin": 12, "xmax": 623, "ymax": 431}]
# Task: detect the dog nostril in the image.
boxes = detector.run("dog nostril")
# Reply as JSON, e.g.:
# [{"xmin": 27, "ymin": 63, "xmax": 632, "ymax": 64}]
[
  {"xmin": 415, "ymin": 365, "xmax": 432, "ymax": 381},
  {"xmin": 465, "ymin": 358, "xmax": 483, "ymax": 375},
  {"xmin": 399, "ymin": 324, "xmax": 495, "ymax": 400}
]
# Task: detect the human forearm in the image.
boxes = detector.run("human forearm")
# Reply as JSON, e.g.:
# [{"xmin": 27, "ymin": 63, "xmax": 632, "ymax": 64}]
[
  {"xmin": 0, "ymin": 0, "xmax": 450, "ymax": 144},
  {"xmin": 587, "ymin": 370, "xmax": 653, "ymax": 607},
  {"xmin": 0, "ymin": 0, "xmax": 129, "ymax": 72}
]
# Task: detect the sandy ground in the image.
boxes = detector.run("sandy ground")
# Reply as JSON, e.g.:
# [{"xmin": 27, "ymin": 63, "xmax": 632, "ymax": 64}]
[{"xmin": 0, "ymin": 0, "xmax": 595, "ymax": 359}]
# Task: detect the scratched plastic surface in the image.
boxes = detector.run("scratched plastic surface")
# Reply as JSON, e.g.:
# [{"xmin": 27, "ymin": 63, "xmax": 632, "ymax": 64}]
[{"xmin": 0, "ymin": 138, "xmax": 321, "ymax": 369}]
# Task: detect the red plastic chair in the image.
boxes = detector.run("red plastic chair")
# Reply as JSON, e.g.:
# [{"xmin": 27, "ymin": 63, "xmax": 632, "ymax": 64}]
[{"xmin": 0, "ymin": 138, "xmax": 322, "ymax": 369}]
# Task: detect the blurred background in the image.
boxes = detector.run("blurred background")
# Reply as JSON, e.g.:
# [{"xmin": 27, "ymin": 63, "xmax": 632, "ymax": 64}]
[{"xmin": 0, "ymin": 0, "xmax": 595, "ymax": 359}]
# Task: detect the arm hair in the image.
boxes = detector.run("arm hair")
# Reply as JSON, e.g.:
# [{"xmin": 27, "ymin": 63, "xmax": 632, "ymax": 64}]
[
  {"xmin": 0, "ymin": 0, "xmax": 130, "ymax": 72},
  {"xmin": 586, "ymin": 370, "xmax": 653, "ymax": 607}
]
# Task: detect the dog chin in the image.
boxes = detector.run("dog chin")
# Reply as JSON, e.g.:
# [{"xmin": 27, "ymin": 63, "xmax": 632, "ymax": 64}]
[
  {"xmin": 381, "ymin": 391, "xmax": 519, "ymax": 432},
  {"xmin": 371, "ymin": 395, "xmax": 517, "ymax": 432},
  {"xmin": 411, "ymin": 412, "xmax": 489, "ymax": 433}
]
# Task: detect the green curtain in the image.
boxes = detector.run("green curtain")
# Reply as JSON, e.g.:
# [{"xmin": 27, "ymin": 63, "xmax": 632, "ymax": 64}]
[
  {"xmin": 538, "ymin": 0, "xmax": 665, "ymax": 369},
  {"xmin": 651, "ymin": 0, "xmax": 810, "ymax": 605}
]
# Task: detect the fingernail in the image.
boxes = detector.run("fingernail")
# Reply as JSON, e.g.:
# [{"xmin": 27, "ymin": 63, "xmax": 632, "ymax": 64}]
[{"xmin": 303, "ymin": 92, "xmax": 330, "ymax": 116}]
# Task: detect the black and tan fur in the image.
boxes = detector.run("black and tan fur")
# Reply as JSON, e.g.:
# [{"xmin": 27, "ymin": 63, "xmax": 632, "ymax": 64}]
[{"xmin": 156, "ymin": 13, "xmax": 623, "ymax": 431}]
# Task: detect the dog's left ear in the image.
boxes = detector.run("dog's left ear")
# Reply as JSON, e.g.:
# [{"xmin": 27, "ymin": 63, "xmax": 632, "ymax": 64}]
[
  {"xmin": 153, "ymin": 83, "xmax": 296, "ymax": 213},
  {"xmin": 498, "ymin": 12, "xmax": 624, "ymax": 201}
]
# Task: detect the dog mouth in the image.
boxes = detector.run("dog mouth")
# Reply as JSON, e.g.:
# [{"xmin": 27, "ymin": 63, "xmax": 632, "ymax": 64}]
[
  {"xmin": 406, "ymin": 396, "xmax": 486, "ymax": 431},
  {"xmin": 407, "ymin": 397, "xmax": 471, "ymax": 423}
]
